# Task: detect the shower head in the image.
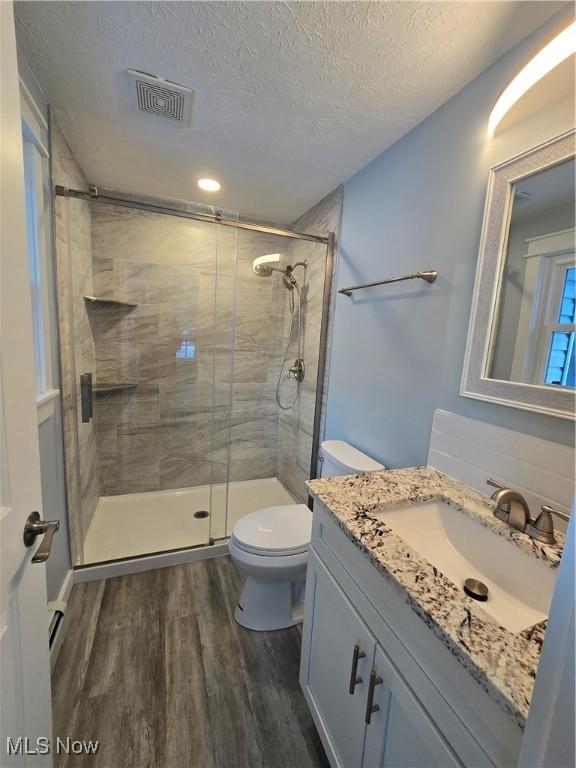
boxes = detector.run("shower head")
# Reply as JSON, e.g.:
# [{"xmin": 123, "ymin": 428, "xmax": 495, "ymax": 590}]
[
  {"xmin": 252, "ymin": 254, "xmax": 301, "ymax": 314},
  {"xmin": 253, "ymin": 253, "xmax": 282, "ymax": 277}
]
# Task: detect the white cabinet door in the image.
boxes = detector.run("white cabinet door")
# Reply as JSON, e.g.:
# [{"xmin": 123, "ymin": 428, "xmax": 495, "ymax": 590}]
[
  {"xmin": 302, "ymin": 553, "xmax": 375, "ymax": 768},
  {"xmin": 363, "ymin": 644, "xmax": 462, "ymax": 768}
]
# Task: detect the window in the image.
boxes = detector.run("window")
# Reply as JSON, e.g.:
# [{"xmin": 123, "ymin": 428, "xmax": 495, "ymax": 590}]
[
  {"xmin": 512, "ymin": 228, "xmax": 576, "ymax": 387},
  {"xmin": 521, "ymin": 236, "xmax": 576, "ymax": 388},
  {"xmin": 176, "ymin": 338, "xmax": 196, "ymax": 360},
  {"xmin": 544, "ymin": 266, "xmax": 575, "ymax": 387},
  {"xmin": 20, "ymin": 81, "xmax": 59, "ymax": 423}
]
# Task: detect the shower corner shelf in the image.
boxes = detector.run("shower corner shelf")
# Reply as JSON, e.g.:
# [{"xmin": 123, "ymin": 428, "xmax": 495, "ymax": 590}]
[
  {"xmin": 93, "ymin": 382, "xmax": 138, "ymax": 394},
  {"xmin": 84, "ymin": 295, "xmax": 138, "ymax": 310}
]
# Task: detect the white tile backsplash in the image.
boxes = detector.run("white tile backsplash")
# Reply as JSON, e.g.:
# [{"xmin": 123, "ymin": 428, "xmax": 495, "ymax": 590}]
[{"xmin": 428, "ymin": 410, "xmax": 574, "ymax": 528}]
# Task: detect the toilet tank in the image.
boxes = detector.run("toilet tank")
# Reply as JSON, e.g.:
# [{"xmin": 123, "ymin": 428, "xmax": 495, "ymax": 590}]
[{"xmin": 319, "ymin": 440, "xmax": 385, "ymax": 478}]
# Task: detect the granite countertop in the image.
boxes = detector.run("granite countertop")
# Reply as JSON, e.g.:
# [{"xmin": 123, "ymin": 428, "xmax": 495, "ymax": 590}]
[{"xmin": 307, "ymin": 466, "xmax": 565, "ymax": 728}]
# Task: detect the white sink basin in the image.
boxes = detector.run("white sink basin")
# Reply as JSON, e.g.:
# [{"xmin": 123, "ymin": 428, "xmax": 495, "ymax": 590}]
[{"xmin": 374, "ymin": 500, "xmax": 556, "ymax": 633}]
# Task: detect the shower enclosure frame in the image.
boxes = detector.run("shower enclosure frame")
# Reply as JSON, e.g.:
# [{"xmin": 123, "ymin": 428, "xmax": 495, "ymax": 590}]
[
  {"xmin": 53, "ymin": 183, "xmax": 335, "ymax": 577},
  {"xmin": 54, "ymin": 185, "xmax": 330, "ymax": 243}
]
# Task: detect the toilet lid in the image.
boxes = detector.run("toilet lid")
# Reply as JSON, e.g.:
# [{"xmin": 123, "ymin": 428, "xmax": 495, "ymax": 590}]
[{"xmin": 232, "ymin": 504, "xmax": 312, "ymax": 555}]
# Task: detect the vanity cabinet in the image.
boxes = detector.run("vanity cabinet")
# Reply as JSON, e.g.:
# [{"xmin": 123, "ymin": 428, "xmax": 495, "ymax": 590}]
[
  {"xmin": 305, "ymin": 552, "xmax": 461, "ymax": 768},
  {"xmin": 300, "ymin": 502, "xmax": 524, "ymax": 768}
]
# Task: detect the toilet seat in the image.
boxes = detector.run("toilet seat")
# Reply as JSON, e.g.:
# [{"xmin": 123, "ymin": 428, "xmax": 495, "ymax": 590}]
[
  {"xmin": 231, "ymin": 537, "xmax": 309, "ymax": 558},
  {"xmin": 231, "ymin": 504, "xmax": 312, "ymax": 557}
]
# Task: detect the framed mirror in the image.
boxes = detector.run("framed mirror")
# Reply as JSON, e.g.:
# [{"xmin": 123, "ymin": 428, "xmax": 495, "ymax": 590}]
[{"xmin": 462, "ymin": 130, "xmax": 575, "ymax": 420}]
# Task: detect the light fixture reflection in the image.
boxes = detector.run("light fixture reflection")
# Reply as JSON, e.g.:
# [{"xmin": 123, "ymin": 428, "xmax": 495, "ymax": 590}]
[{"xmin": 487, "ymin": 21, "xmax": 576, "ymax": 138}]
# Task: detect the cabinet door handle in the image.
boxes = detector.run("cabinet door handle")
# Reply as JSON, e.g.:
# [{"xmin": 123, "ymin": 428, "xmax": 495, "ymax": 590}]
[
  {"xmin": 348, "ymin": 644, "xmax": 366, "ymax": 694},
  {"xmin": 365, "ymin": 668, "xmax": 383, "ymax": 724}
]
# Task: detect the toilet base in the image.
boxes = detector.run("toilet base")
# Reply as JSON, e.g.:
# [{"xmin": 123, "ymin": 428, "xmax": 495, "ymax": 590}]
[{"xmin": 234, "ymin": 575, "xmax": 306, "ymax": 632}]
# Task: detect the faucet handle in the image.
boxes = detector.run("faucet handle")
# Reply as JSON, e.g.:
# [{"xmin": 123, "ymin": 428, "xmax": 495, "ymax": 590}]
[
  {"xmin": 528, "ymin": 505, "xmax": 569, "ymax": 545},
  {"xmin": 541, "ymin": 505, "xmax": 570, "ymax": 522},
  {"xmin": 486, "ymin": 477, "xmax": 507, "ymax": 501}
]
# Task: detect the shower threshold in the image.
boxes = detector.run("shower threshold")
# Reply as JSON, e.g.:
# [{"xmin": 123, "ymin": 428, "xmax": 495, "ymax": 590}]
[{"xmin": 82, "ymin": 476, "xmax": 296, "ymax": 566}]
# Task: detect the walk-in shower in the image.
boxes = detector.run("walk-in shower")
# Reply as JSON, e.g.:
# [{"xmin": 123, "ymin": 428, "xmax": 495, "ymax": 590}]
[{"xmin": 53, "ymin": 165, "xmax": 334, "ymax": 569}]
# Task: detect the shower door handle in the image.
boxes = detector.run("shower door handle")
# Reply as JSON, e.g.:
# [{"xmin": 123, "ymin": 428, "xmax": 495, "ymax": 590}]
[{"xmin": 80, "ymin": 372, "xmax": 93, "ymax": 423}]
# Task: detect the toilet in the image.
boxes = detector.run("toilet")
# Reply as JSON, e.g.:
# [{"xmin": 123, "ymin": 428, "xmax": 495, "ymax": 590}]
[{"xmin": 228, "ymin": 440, "xmax": 384, "ymax": 631}]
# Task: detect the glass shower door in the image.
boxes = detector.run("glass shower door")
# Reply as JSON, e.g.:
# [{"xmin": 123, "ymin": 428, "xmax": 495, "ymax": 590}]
[
  {"xmin": 207, "ymin": 222, "xmax": 238, "ymax": 542},
  {"xmin": 59, "ymin": 194, "xmax": 235, "ymax": 565},
  {"xmin": 57, "ymin": 188, "xmax": 330, "ymax": 566},
  {"xmin": 218, "ymin": 226, "xmax": 330, "ymax": 539}
]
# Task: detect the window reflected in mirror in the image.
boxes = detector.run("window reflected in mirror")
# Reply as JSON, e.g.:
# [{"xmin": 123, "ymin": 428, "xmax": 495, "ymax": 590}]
[{"xmin": 489, "ymin": 158, "xmax": 575, "ymax": 388}]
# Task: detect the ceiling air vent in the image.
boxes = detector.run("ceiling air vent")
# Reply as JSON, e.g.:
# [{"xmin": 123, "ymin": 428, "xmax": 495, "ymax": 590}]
[{"xmin": 127, "ymin": 69, "xmax": 194, "ymax": 126}]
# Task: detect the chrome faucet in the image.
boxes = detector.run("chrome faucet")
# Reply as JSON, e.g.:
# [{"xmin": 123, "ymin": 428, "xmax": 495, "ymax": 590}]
[
  {"xmin": 486, "ymin": 478, "xmax": 531, "ymax": 532},
  {"xmin": 486, "ymin": 478, "xmax": 569, "ymax": 543}
]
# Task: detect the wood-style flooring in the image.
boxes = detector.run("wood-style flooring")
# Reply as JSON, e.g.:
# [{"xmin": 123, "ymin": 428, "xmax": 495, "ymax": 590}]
[{"xmin": 52, "ymin": 556, "xmax": 328, "ymax": 768}]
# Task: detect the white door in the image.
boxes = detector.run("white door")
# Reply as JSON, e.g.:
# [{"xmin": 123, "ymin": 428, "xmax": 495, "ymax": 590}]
[
  {"xmin": 302, "ymin": 552, "xmax": 376, "ymax": 768},
  {"xmin": 1, "ymin": 2, "xmax": 54, "ymax": 765},
  {"xmin": 362, "ymin": 644, "xmax": 462, "ymax": 768}
]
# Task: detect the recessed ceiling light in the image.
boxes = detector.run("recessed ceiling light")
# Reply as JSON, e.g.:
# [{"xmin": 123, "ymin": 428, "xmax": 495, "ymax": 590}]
[{"xmin": 198, "ymin": 178, "xmax": 221, "ymax": 192}]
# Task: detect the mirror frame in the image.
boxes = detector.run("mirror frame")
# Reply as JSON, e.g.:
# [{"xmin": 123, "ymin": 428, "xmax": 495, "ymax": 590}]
[{"xmin": 461, "ymin": 129, "xmax": 575, "ymax": 420}]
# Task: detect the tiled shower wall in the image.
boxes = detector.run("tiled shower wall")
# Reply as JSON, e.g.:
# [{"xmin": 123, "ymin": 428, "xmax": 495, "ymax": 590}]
[
  {"xmin": 90, "ymin": 204, "xmax": 224, "ymax": 494},
  {"xmin": 89, "ymin": 207, "xmax": 289, "ymax": 495},
  {"xmin": 225, "ymin": 231, "xmax": 289, "ymax": 483},
  {"xmin": 276, "ymin": 187, "xmax": 343, "ymax": 502},
  {"xmin": 52, "ymin": 120, "xmax": 100, "ymax": 558}
]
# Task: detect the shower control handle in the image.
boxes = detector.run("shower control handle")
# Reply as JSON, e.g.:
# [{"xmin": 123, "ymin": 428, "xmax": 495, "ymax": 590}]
[
  {"xmin": 289, "ymin": 358, "xmax": 305, "ymax": 382},
  {"xmin": 23, "ymin": 512, "xmax": 60, "ymax": 563}
]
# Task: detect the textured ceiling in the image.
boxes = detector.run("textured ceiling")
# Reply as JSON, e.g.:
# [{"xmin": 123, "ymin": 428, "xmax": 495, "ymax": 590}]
[{"xmin": 15, "ymin": 1, "xmax": 565, "ymax": 223}]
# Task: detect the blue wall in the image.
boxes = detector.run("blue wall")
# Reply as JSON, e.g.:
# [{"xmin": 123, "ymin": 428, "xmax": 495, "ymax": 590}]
[{"xmin": 325, "ymin": 9, "xmax": 575, "ymax": 469}]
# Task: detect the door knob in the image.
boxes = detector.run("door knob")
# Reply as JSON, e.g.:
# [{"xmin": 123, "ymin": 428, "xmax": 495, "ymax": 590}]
[{"xmin": 23, "ymin": 512, "xmax": 60, "ymax": 563}]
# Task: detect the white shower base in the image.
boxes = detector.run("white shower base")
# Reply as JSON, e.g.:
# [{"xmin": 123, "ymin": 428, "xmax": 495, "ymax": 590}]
[{"xmin": 82, "ymin": 476, "xmax": 296, "ymax": 564}]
